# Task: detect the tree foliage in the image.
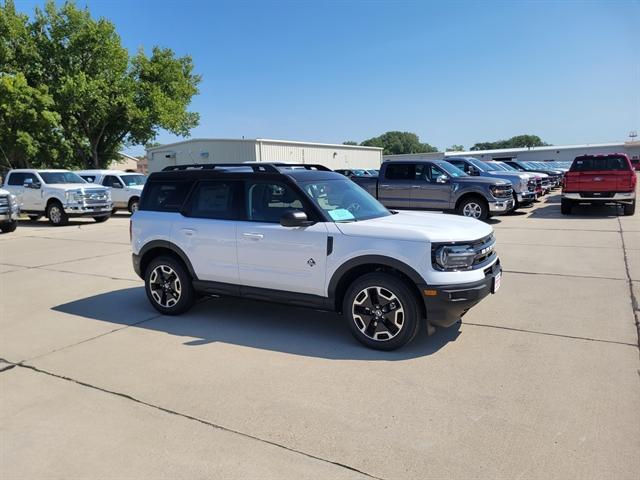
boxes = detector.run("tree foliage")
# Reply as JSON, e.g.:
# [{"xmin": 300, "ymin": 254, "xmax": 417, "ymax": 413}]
[
  {"xmin": 446, "ymin": 144, "xmax": 465, "ymax": 152},
  {"xmin": 361, "ymin": 131, "xmax": 438, "ymax": 155},
  {"xmin": 0, "ymin": 0, "xmax": 201, "ymax": 169},
  {"xmin": 470, "ymin": 135, "xmax": 550, "ymax": 151},
  {"xmin": 342, "ymin": 141, "xmax": 358, "ymax": 145}
]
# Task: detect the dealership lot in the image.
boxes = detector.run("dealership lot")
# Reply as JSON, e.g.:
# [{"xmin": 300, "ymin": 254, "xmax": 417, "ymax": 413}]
[{"xmin": 1, "ymin": 195, "xmax": 639, "ymax": 479}]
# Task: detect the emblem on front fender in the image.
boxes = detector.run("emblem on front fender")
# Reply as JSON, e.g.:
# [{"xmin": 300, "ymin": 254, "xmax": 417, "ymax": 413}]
[{"xmin": 307, "ymin": 258, "xmax": 316, "ymax": 267}]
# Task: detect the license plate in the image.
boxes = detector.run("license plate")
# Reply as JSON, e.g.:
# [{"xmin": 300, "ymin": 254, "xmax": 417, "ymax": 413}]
[{"xmin": 492, "ymin": 272, "xmax": 501, "ymax": 293}]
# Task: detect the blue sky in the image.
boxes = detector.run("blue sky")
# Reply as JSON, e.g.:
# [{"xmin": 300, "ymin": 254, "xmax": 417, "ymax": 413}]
[{"xmin": 15, "ymin": 0, "xmax": 640, "ymax": 155}]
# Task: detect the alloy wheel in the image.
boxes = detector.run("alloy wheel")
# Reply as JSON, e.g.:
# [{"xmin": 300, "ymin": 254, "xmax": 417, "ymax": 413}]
[
  {"xmin": 462, "ymin": 202, "xmax": 482, "ymax": 218},
  {"xmin": 149, "ymin": 265, "xmax": 182, "ymax": 308},
  {"xmin": 49, "ymin": 205, "xmax": 62, "ymax": 224},
  {"xmin": 352, "ymin": 286, "xmax": 405, "ymax": 341}
]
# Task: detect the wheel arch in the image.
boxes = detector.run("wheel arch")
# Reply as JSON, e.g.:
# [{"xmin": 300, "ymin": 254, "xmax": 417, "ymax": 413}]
[
  {"xmin": 328, "ymin": 255, "xmax": 426, "ymax": 316},
  {"xmin": 138, "ymin": 240, "xmax": 197, "ymax": 280},
  {"xmin": 454, "ymin": 192, "xmax": 488, "ymax": 210}
]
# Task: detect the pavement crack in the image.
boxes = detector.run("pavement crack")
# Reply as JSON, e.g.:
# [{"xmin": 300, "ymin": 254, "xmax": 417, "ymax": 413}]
[
  {"xmin": 616, "ymin": 217, "xmax": 640, "ymax": 352},
  {"xmin": 502, "ymin": 269, "xmax": 625, "ymax": 281},
  {"xmin": 8, "ymin": 361, "xmax": 383, "ymax": 480},
  {"xmin": 463, "ymin": 322, "xmax": 637, "ymax": 347}
]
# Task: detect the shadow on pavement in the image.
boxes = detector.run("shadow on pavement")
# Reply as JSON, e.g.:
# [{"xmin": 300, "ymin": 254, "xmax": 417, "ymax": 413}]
[
  {"xmin": 52, "ymin": 286, "xmax": 461, "ymax": 361},
  {"xmin": 528, "ymin": 197, "xmax": 624, "ymax": 219}
]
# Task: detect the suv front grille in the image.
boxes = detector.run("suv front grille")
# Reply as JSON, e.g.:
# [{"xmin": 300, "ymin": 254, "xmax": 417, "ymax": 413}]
[{"xmin": 470, "ymin": 234, "xmax": 497, "ymax": 267}]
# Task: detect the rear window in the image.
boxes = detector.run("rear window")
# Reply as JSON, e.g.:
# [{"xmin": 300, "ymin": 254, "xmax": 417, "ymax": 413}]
[
  {"xmin": 183, "ymin": 181, "xmax": 241, "ymax": 220},
  {"xmin": 571, "ymin": 156, "xmax": 630, "ymax": 172},
  {"xmin": 139, "ymin": 181, "xmax": 193, "ymax": 212}
]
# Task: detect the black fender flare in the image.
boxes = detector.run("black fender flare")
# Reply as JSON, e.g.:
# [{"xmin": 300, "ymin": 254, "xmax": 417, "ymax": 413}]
[
  {"xmin": 327, "ymin": 255, "xmax": 426, "ymax": 299},
  {"xmin": 138, "ymin": 240, "xmax": 198, "ymax": 279}
]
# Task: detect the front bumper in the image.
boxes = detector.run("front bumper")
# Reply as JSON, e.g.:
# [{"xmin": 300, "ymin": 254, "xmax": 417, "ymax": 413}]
[
  {"xmin": 63, "ymin": 202, "xmax": 113, "ymax": 217},
  {"xmin": 489, "ymin": 199, "xmax": 514, "ymax": 213},
  {"xmin": 563, "ymin": 192, "xmax": 635, "ymax": 203},
  {"xmin": 516, "ymin": 191, "xmax": 536, "ymax": 204},
  {"xmin": 0, "ymin": 207, "xmax": 20, "ymax": 222},
  {"xmin": 419, "ymin": 260, "xmax": 502, "ymax": 328}
]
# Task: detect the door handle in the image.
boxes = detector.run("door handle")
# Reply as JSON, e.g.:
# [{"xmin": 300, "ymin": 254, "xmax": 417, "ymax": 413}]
[
  {"xmin": 243, "ymin": 232, "xmax": 264, "ymax": 240},
  {"xmin": 379, "ymin": 184, "xmax": 392, "ymax": 189},
  {"xmin": 411, "ymin": 185, "xmax": 422, "ymax": 189},
  {"xmin": 180, "ymin": 228, "xmax": 196, "ymax": 236}
]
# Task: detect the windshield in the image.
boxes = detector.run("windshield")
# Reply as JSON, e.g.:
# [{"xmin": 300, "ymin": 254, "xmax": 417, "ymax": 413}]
[
  {"xmin": 437, "ymin": 162, "xmax": 467, "ymax": 178},
  {"xmin": 478, "ymin": 160, "xmax": 500, "ymax": 171},
  {"xmin": 300, "ymin": 179, "xmax": 391, "ymax": 222},
  {"xmin": 121, "ymin": 174, "xmax": 146, "ymax": 186},
  {"xmin": 40, "ymin": 171, "xmax": 86, "ymax": 184}
]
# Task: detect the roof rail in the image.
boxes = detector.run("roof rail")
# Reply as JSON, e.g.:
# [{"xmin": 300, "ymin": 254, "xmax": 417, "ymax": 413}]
[
  {"xmin": 270, "ymin": 163, "xmax": 332, "ymax": 171},
  {"xmin": 162, "ymin": 163, "xmax": 280, "ymax": 173}
]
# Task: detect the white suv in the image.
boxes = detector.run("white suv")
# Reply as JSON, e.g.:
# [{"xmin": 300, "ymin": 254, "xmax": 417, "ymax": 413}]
[
  {"xmin": 3, "ymin": 169, "xmax": 112, "ymax": 226},
  {"xmin": 77, "ymin": 170, "xmax": 146, "ymax": 214},
  {"xmin": 131, "ymin": 163, "xmax": 502, "ymax": 350}
]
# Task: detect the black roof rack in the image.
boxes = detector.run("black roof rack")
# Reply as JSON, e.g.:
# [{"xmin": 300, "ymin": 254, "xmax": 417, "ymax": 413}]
[
  {"xmin": 162, "ymin": 163, "xmax": 279, "ymax": 173},
  {"xmin": 161, "ymin": 163, "xmax": 332, "ymax": 173}
]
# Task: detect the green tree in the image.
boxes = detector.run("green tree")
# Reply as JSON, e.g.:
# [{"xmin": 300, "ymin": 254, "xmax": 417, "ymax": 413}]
[
  {"xmin": 1, "ymin": 0, "xmax": 201, "ymax": 169},
  {"xmin": 361, "ymin": 131, "xmax": 438, "ymax": 155},
  {"xmin": 446, "ymin": 144, "xmax": 465, "ymax": 152},
  {"xmin": 471, "ymin": 135, "xmax": 550, "ymax": 151},
  {"xmin": 0, "ymin": 73, "xmax": 69, "ymax": 169},
  {"xmin": 342, "ymin": 141, "xmax": 358, "ymax": 145}
]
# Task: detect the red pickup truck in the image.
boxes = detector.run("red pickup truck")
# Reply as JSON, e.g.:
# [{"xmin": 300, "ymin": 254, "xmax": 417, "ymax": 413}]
[{"xmin": 561, "ymin": 154, "xmax": 636, "ymax": 215}]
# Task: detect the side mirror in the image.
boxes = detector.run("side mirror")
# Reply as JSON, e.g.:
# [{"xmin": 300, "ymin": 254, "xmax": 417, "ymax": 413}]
[
  {"xmin": 23, "ymin": 179, "xmax": 41, "ymax": 189},
  {"xmin": 468, "ymin": 166, "xmax": 480, "ymax": 176},
  {"xmin": 280, "ymin": 210, "xmax": 314, "ymax": 227},
  {"xmin": 436, "ymin": 174, "xmax": 449, "ymax": 184}
]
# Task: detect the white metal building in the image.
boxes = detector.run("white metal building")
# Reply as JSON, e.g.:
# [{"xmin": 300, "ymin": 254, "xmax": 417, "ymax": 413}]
[
  {"xmin": 146, "ymin": 138, "xmax": 383, "ymax": 173},
  {"xmin": 383, "ymin": 141, "xmax": 640, "ymax": 164}
]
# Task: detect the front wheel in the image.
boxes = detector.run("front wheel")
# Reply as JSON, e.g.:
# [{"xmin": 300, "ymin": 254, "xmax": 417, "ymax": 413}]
[
  {"xmin": 47, "ymin": 201, "xmax": 68, "ymax": 226},
  {"xmin": 343, "ymin": 272, "xmax": 421, "ymax": 350},
  {"xmin": 457, "ymin": 197, "xmax": 489, "ymax": 221},
  {"xmin": 0, "ymin": 221, "xmax": 17, "ymax": 233},
  {"xmin": 144, "ymin": 255, "xmax": 195, "ymax": 315}
]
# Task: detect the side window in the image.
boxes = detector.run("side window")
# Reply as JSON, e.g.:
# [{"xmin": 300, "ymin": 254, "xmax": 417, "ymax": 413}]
[
  {"xmin": 185, "ymin": 181, "xmax": 240, "ymax": 220},
  {"xmin": 139, "ymin": 181, "xmax": 193, "ymax": 212},
  {"xmin": 81, "ymin": 175, "xmax": 96, "ymax": 183},
  {"xmin": 430, "ymin": 165, "xmax": 447, "ymax": 181},
  {"xmin": 415, "ymin": 164, "xmax": 430, "ymax": 181},
  {"xmin": 448, "ymin": 160, "xmax": 469, "ymax": 174},
  {"xmin": 103, "ymin": 175, "xmax": 123, "ymax": 187},
  {"xmin": 7, "ymin": 172, "xmax": 25, "ymax": 186},
  {"xmin": 246, "ymin": 182, "xmax": 306, "ymax": 223},
  {"xmin": 385, "ymin": 163, "xmax": 414, "ymax": 180}
]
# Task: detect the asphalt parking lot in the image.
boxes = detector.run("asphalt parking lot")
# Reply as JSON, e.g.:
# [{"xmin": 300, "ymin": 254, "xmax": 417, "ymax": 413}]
[{"xmin": 1, "ymin": 193, "xmax": 639, "ymax": 479}]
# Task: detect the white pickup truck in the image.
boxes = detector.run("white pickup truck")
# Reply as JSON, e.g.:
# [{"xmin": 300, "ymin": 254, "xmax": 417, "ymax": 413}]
[
  {"xmin": 3, "ymin": 169, "xmax": 112, "ymax": 226},
  {"xmin": 77, "ymin": 170, "xmax": 146, "ymax": 214},
  {"xmin": 0, "ymin": 188, "xmax": 19, "ymax": 233}
]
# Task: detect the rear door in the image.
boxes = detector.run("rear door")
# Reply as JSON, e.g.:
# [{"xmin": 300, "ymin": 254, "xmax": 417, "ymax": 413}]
[
  {"xmin": 235, "ymin": 180, "xmax": 328, "ymax": 296},
  {"xmin": 378, "ymin": 163, "xmax": 414, "ymax": 208}
]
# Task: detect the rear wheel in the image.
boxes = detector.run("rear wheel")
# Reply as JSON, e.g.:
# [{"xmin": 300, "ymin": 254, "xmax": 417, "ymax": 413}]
[
  {"xmin": 128, "ymin": 197, "xmax": 140, "ymax": 214},
  {"xmin": 0, "ymin": 221, "xmax": 17, "ymax": 233},
  {"xmin": 457, "ymin": 197, "xmax": 489, "ymax": 221},
  {"xmin": 343, "ymin": 272, "xmax": 420, "ymax": 350},
  {"xmin": 47, "ymin": 201, "xmax": 68, "ymax": 226},
  {"xmin": 560, "ymin": 198, "xmax": 572, "ymax": 215},
  {"xmin": 144, "ymin": 255, "xmax": 195, "ymax": 315},
  {"xmin": 623, "ymin": 200, "xmax": 635, "ymax": 216}
]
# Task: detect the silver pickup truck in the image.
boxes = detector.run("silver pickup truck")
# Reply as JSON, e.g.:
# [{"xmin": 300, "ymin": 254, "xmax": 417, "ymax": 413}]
[{"xmin": 351, "ymin": 160, "xmax": 514, "ymax": 220}]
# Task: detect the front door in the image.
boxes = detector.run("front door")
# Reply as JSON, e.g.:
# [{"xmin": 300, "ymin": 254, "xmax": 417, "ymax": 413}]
[
  {"xmin": 102, "ymin": 175, "xmax": 126, "ymax": 207},
  {"xmin": 411, "ymin": 163, "xmax": 452, "ymax": 210},
  {"xmin": 236, "ymin": 180, "xmax": 328, "ymax": 296},
  {"xmin": 5, "ymin": 171, "xmax": 43, "ymax": 211}
]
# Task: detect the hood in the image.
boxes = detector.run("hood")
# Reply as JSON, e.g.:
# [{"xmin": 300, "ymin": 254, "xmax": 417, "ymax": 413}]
[
  {"xmin": 486, "ymin": 171, "xmax": 528, "ymax": 181},
  {"xmin": 335, "ymin": 210, "xmax": 493, "ymax": 243},
  {"xmin": 454, "ymin": 176, "xmax": 511, "ymax": 186},
  {"xmin": 125, "ymin": 184, "xmax": 144, "ymax": 191},
  {"xmin": 45, "ymin": 183, "xmax": 109, "ymax": 192}
]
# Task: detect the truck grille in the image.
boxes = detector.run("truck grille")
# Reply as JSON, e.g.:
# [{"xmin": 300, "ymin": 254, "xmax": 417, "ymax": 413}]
[
  {"xmin": 490, "ymin": 185, "xmax": 513, "ymax": 199},
  {"xmin": 79, "ymin": 189, "xmax": 109, "ymax": 204},
  {"xmin": 0, "ymin": 195, "xmax": 8, "ymax": 213}
]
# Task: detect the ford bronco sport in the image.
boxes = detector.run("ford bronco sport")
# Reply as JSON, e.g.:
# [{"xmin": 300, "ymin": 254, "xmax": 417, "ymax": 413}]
[{"xmin": 131, "ymin": 163, "xmax": 502, "ymax": 350}]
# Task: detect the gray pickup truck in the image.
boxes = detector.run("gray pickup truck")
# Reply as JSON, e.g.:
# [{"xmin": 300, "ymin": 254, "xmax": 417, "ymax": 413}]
[{"xmin": 351, "ymin": 160, "xmax": 514, "ymax": 220}]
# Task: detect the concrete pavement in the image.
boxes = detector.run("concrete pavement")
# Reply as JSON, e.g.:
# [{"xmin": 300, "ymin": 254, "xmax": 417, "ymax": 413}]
[{"xmin": 1, "ymin": 196, "xmax": 639, "ymax": 479}]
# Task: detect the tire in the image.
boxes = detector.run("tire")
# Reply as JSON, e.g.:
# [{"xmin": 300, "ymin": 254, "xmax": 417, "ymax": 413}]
[
  {"xmin": 144, "ymin": 255, "xmax": 195, "ymax": 315},
  {"xmin": 28, "ymin": 215, "xmax": 42, "ymax": 221},
  {"xmin": 93, "ymin": 215, "xmax": 110, "ymax": 223},
  {"xmin": 457, "ymin": 196, "xmax": 489, "ymax": 221},
  {"xmin": 0, "ymin": 221, "xmax": 17, "ymax": 233},
  {"xmin": 511, "ymin": 193, "xmax": 520, "ymax": 212},
  {"xmin": 560, "ymin": 198, "xmax": 572, "ymax": 215},
  {"xmin": 343, "ymin": 272, "xmax": 420, "ymax": 350},
  {"xmin": 47, "ymin": 201, "xmax": 68, "ymax": 226},
  {"xmin": 623, "ymin": 200, "xmax": 635, "ymax": 216},
  {"xmin": 128, "ymin": 197, "xmax": 140, "ymax": 214},
  {"xmin": 111, "ymin": 208, "xmax": 118, "ymax": 215}
]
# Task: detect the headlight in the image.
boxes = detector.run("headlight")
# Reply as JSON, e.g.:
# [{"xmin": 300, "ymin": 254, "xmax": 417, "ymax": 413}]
[
  {"xmin": 520, "ymin": 179, "xmax": 528, "ymax": 190},
  {"xmin": 433, "ymin": 244, "xmax": 476, "ymax": 271},
  {"xmin": 65, "ymin": 190, "xmax": 83, "ymax": 202}
]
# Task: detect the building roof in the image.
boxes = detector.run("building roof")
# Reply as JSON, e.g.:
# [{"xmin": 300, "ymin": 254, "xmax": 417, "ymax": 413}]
[
  {"xmin": 442, "ymin": 142, "xmax": 625, "ymax": 157},
  {"xmin": 145, "ymin": 138, "xmax": 383, "ymax": 152}
]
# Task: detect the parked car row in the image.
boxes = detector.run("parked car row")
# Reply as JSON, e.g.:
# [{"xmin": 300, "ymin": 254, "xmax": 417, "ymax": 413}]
[{"xmin": 1, "ymin": 168, "xmax": 147, "ymax": 228}]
